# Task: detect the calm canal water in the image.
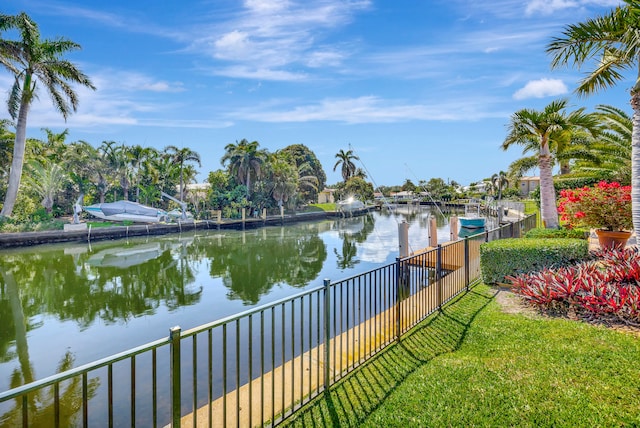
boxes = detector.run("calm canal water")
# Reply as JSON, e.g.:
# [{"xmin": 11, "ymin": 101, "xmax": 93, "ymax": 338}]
[{"xmin": 0, "ymin": 206, "xmax": 465, "ymax": 393}]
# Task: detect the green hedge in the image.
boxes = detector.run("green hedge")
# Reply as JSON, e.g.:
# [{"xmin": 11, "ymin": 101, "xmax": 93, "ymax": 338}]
[
  {"xmin": 523, "ymin": 227, "xmax": 588, "ymax": 240},
  {"xmin": 479, "ymin": 238, "xmax": 590, "ymax": 284}
]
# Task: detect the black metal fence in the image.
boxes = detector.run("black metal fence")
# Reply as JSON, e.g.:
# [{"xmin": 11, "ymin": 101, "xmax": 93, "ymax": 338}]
[{"xmin": 0, "ymin": 215, "xmax": 536, "ymax": 427}]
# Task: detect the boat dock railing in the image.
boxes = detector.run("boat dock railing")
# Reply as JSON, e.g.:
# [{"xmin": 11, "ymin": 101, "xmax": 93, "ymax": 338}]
[{"xmin": 0, "ymin": 214, "xmax": 538, "ymax": 427}]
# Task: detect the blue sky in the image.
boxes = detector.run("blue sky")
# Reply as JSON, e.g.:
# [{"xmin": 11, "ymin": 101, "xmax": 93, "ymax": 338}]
[{"xmin": 0, "ymin": 0, "xmax": 630, "ymax": 187}]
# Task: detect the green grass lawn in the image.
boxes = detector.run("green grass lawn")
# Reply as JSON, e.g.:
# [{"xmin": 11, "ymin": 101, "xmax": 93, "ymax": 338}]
[
  {"xmin": 307, "ymin": 203, "xmax": 337, "ymax": 212},
  {"xmin": 282, "ymin": 284, "xmax": 640, "ymax": 427}
]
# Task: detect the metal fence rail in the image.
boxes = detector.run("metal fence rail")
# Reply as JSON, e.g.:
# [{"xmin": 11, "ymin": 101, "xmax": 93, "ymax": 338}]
[{"xmin": 0, "ymin": 214, "xmax": 536, "ymax": 427}]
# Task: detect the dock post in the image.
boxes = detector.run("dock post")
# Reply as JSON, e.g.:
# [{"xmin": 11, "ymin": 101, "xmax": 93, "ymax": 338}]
[
  {"xmin": 323, "ymin": 279, "xmax": 331, "ymax": 392},
  {"xmin": 398, "ymin": 221, "xmax": 409, "ymax": 258},
  {"xmin": 429, "ymin": 217, "xmax": 438, "ymax": 247},
  {"xmin": 170, "ymin": 326, "xmax": 182, "ymax": 428},
  {"xmin": 450, "ymin": 216, "xmax": 458, "ymax": 241}
]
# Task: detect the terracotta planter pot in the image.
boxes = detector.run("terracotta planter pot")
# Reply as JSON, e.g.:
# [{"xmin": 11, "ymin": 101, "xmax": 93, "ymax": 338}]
[{"xmin": 594, "ymin": 229, "xmax": 632, "ymax": 250}]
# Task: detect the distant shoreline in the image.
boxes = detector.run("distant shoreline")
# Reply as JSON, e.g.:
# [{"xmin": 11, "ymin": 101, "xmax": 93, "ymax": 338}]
[{"xmin": 0, "ymin": 207, "xmax": 375, "ymax": 249}]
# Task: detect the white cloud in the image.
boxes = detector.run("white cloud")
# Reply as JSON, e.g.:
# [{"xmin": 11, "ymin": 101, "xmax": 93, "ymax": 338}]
[
  {"xmin": 229, "ymin": 95, "xmax": 508, "ymax": 124},
  {"xmin": 525, "ymin": 0, "xmax": 577, "ymax": 15},
  {"xmin": 525, "ymin": 0, "xmax": 620, "ymax": 15},
  {"xmin": 211, "ymin": 66, "xmax": 307, "ymax": 81},
  {"xmin": 192, "ymin": 0, "xmax": 371, "ymax": 80},
  {"xmin": 512, "ymin": 78, "xmax": 568, "ymax": 99}
]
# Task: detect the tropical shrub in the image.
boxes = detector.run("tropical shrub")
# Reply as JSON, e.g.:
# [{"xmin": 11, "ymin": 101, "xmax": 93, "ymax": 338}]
[
  {"xmin": 557, "ymin": 181, "xmax": 632, "ymax": 231},
  {"xmin": 524, "ymin": 227, "xmax": 588, "ymax": 239},
  {"xmin": 480, "ymin": 238, "xmax": 590, "ymax": 284},
  {"xmin": 508, "ymin": 248, "xmax": 640, "ymax": 325}
]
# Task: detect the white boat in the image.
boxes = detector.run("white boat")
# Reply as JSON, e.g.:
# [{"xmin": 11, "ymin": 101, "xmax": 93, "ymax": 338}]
[
  {"xmin": 83, "ymin": 200, "xmax": 167, "ymax": 223},
  {"xmin": 337, "ymin": 197, "xmax": 365, "ymax": 213},
  {"xmin": 167, "ymin": 209, "xmax": 194, "ymax": 221},
  {"xmin": 459, "ymin": 202, "xmax": 486, "ymax": 229}
]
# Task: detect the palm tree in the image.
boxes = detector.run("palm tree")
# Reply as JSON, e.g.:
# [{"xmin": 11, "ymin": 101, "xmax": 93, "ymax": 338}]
[
  {"xmin": 491, "ymin": 171, "xmax": 509, "ymax": 201},
  {"xmin": 164, "ymin": 145, "xmax": 201, "ymax": 201},
  {"xmin": 502, "ymin": 99, "xmax": 599, "ymax": 228},
  {"xmin": 333, "ymin": 149, "xmax": 359, "ymax": 182},
  {"xmin": 0, "ymin": 12, "xmax": 95, "ymax": 217},
  {"xmin": 595, "ymin": 105, "xmax": 632, "ymax": 181},
  {"xmin": 269, "ymin": 154, "xmax": 298, "ymax": 208},
  {"xmin": 547, "ymin": 0, "xmax": 640, "ymax": 232},
  {"xmin": 221, "ymin": 139, "xmax": 266, "ymax": 199},
  {"xmin": 63, "ymin": 141, "xmax": 98, "ymax": 223},
  {"xmin": 102, "ymin": 143, "xmax": 131, "ymax": 201},
  {"xmin": 23, "ymin": 160, "xmax": 69, "ymax": 214}
]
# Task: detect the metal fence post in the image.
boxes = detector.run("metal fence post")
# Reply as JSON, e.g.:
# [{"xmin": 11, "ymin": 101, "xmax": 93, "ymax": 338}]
[
  {"xmin": 323, "ymin": 279, "xmax": 331, "ymax": 393},
  {"xmin": 464, "ymin": 238, "xmax": 470, "ymax": 291},
  {"xmin": 170, "ymin": 326, "xmax": 182, "ymax": 428},
  {"xmin": 395, "ymin": 257, "xmax": 401, "ymax": 341},
  {"xmin": 436, "ymin": 245, "xmax": 443, "ymax": 310}
]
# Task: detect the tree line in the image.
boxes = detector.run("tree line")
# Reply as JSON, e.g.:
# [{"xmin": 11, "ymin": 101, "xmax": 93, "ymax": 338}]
[{"xmin": 2, "ymin": 4, "xmax": 640, "ymax": 230}]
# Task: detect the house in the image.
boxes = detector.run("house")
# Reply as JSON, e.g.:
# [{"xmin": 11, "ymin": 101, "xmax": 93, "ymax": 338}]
[
  {"xmin": 318, "ymin": 188, "xmax": 336, "ymax": 204},
  {"xmin": 518, "ymin": 176, "xmax": 540, "ymax": 197},
  {"xmin": 390, "ymin": 191, "xmax": 414, "ymax": 200}
]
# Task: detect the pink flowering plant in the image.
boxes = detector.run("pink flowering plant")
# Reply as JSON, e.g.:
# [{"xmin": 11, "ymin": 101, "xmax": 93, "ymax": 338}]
[{"xmin": 557, "ymin": 181, "xmax": 632, "ymax": 231}]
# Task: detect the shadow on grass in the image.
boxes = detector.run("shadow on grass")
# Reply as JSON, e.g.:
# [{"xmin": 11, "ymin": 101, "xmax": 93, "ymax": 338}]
[{"xmin": 281, "ymin": 286, "xmax": 497, "ymax": 427}]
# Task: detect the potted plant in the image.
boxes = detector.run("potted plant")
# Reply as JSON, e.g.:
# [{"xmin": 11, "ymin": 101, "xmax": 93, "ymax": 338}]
[{"xmin": 557, "ymin": 181, "xmax": 632, "ymax": 249}]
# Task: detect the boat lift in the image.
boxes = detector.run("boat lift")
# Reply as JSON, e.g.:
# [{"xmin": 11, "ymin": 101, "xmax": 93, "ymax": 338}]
[{"xmin": 161, "ymin": 192, "xmax": 190, "ymax": 221}]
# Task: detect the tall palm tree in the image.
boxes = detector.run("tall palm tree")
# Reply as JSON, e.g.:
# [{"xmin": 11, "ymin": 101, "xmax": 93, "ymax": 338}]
[
  {"xmin": 333, "ymin": 149, "xmax": 359, "ymax": 182},
  {"xmin": 547, "ymin": 0, "xmax": 640, "ymax": 232},
  {"xmin": 221, "ymin": 139, "xmax": 266, "ymax": 199},
  {"xmin": 63, "ymin": 140, "xmax": 98, "ymax": 222},
  {"xmin": 502, "ymin": 99, "xmax": 599, "ymax": 228},
  {"xmin": 164, "ymin": 145, "xmax": 201, "ymax": 201},
  {"xmin": 0, "ymin": 12, "xmax": 95, "ymax": 217},
  {"xmin": 491, "ymin": 171, "xmax": 509, "ymax": 201},
  {"xmin": 96, "ymin": 141, "xmax": 117, "ymax": 203},
  {"xmin": 102, "ymin": 143, "xmax": 131, "ymax": 201}
]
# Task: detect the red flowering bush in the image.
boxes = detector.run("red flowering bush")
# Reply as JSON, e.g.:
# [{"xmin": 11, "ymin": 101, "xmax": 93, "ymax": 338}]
[
  {"xmin": 557, "ymin": 181, "xmax": 632, "ymax": 231},
  {"xmin": 508, "ymin": 247, "xmax": 640, "ymax": 326}
]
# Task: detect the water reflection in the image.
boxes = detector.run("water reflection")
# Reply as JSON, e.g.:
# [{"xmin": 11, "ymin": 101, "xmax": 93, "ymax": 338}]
[
  {"xmin": 0, "ymin": 270, "xmax": 99, "ymax": 428},
  {"xmin": 196, "ymin": 226, "xmax": 327, "ymax": 304},
  {"xmin": 0, "ymin": 207, "xmax": 451, "ymax": 407},
  {"xmin": 333, "ymin": 214, "xmax": 376, "ymax": 269}
]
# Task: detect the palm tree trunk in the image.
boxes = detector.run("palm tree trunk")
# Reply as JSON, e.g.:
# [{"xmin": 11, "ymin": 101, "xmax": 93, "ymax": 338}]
[
  {"xmin": 246, "ymin": 169, "xmax": 251, "ymax": 199},
  {"xmin": 630, "ymin": 91, "xmax": 640, "ymax": 234},
  {"xmin": 0, "ymin": 100, "xmax": 30, "ymax": 217},
  {"xmin": 539, "ymin": 152, "xmax": 559, "ymax": 229},
  {"xmin": 180, "ymin": 165, "xmax": 184, "ymax": 201}
]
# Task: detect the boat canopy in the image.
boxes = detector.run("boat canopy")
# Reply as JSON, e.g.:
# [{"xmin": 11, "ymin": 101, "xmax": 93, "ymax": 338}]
[{"xmin": 100, "ymin": 201, "xmax": 161, "ymax": 218}]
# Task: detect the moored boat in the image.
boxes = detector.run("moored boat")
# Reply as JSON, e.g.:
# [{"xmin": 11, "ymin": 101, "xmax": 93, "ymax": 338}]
[
  {"xmin": 84, "ymin": 200, "xmax": 167, "ymax": 223},
  {"xmin": 459, "ymin": 202, "xmax": 486, "ymax": 229},
  {"xmin": 337, "ymin": 197, "xmax": 365, "ymax": 213}
]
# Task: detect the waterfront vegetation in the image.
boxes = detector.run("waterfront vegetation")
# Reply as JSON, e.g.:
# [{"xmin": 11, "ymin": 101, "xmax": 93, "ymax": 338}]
[
  {"xmin": 2, "ymin": 4, "xmax": 640, "ymax": 426},
  {"xmin": 0, "ymin": 10, "xmax": 636, "ymax": 231},
  {"xmin": 282, "ymin": 284, "xmax": 640, "ymax": 427}
]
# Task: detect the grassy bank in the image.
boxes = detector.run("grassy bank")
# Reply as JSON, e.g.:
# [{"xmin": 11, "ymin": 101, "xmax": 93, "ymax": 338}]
[{"xmin": 282, "ymin": 284, "xmax": 640, "ymax": 427}]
